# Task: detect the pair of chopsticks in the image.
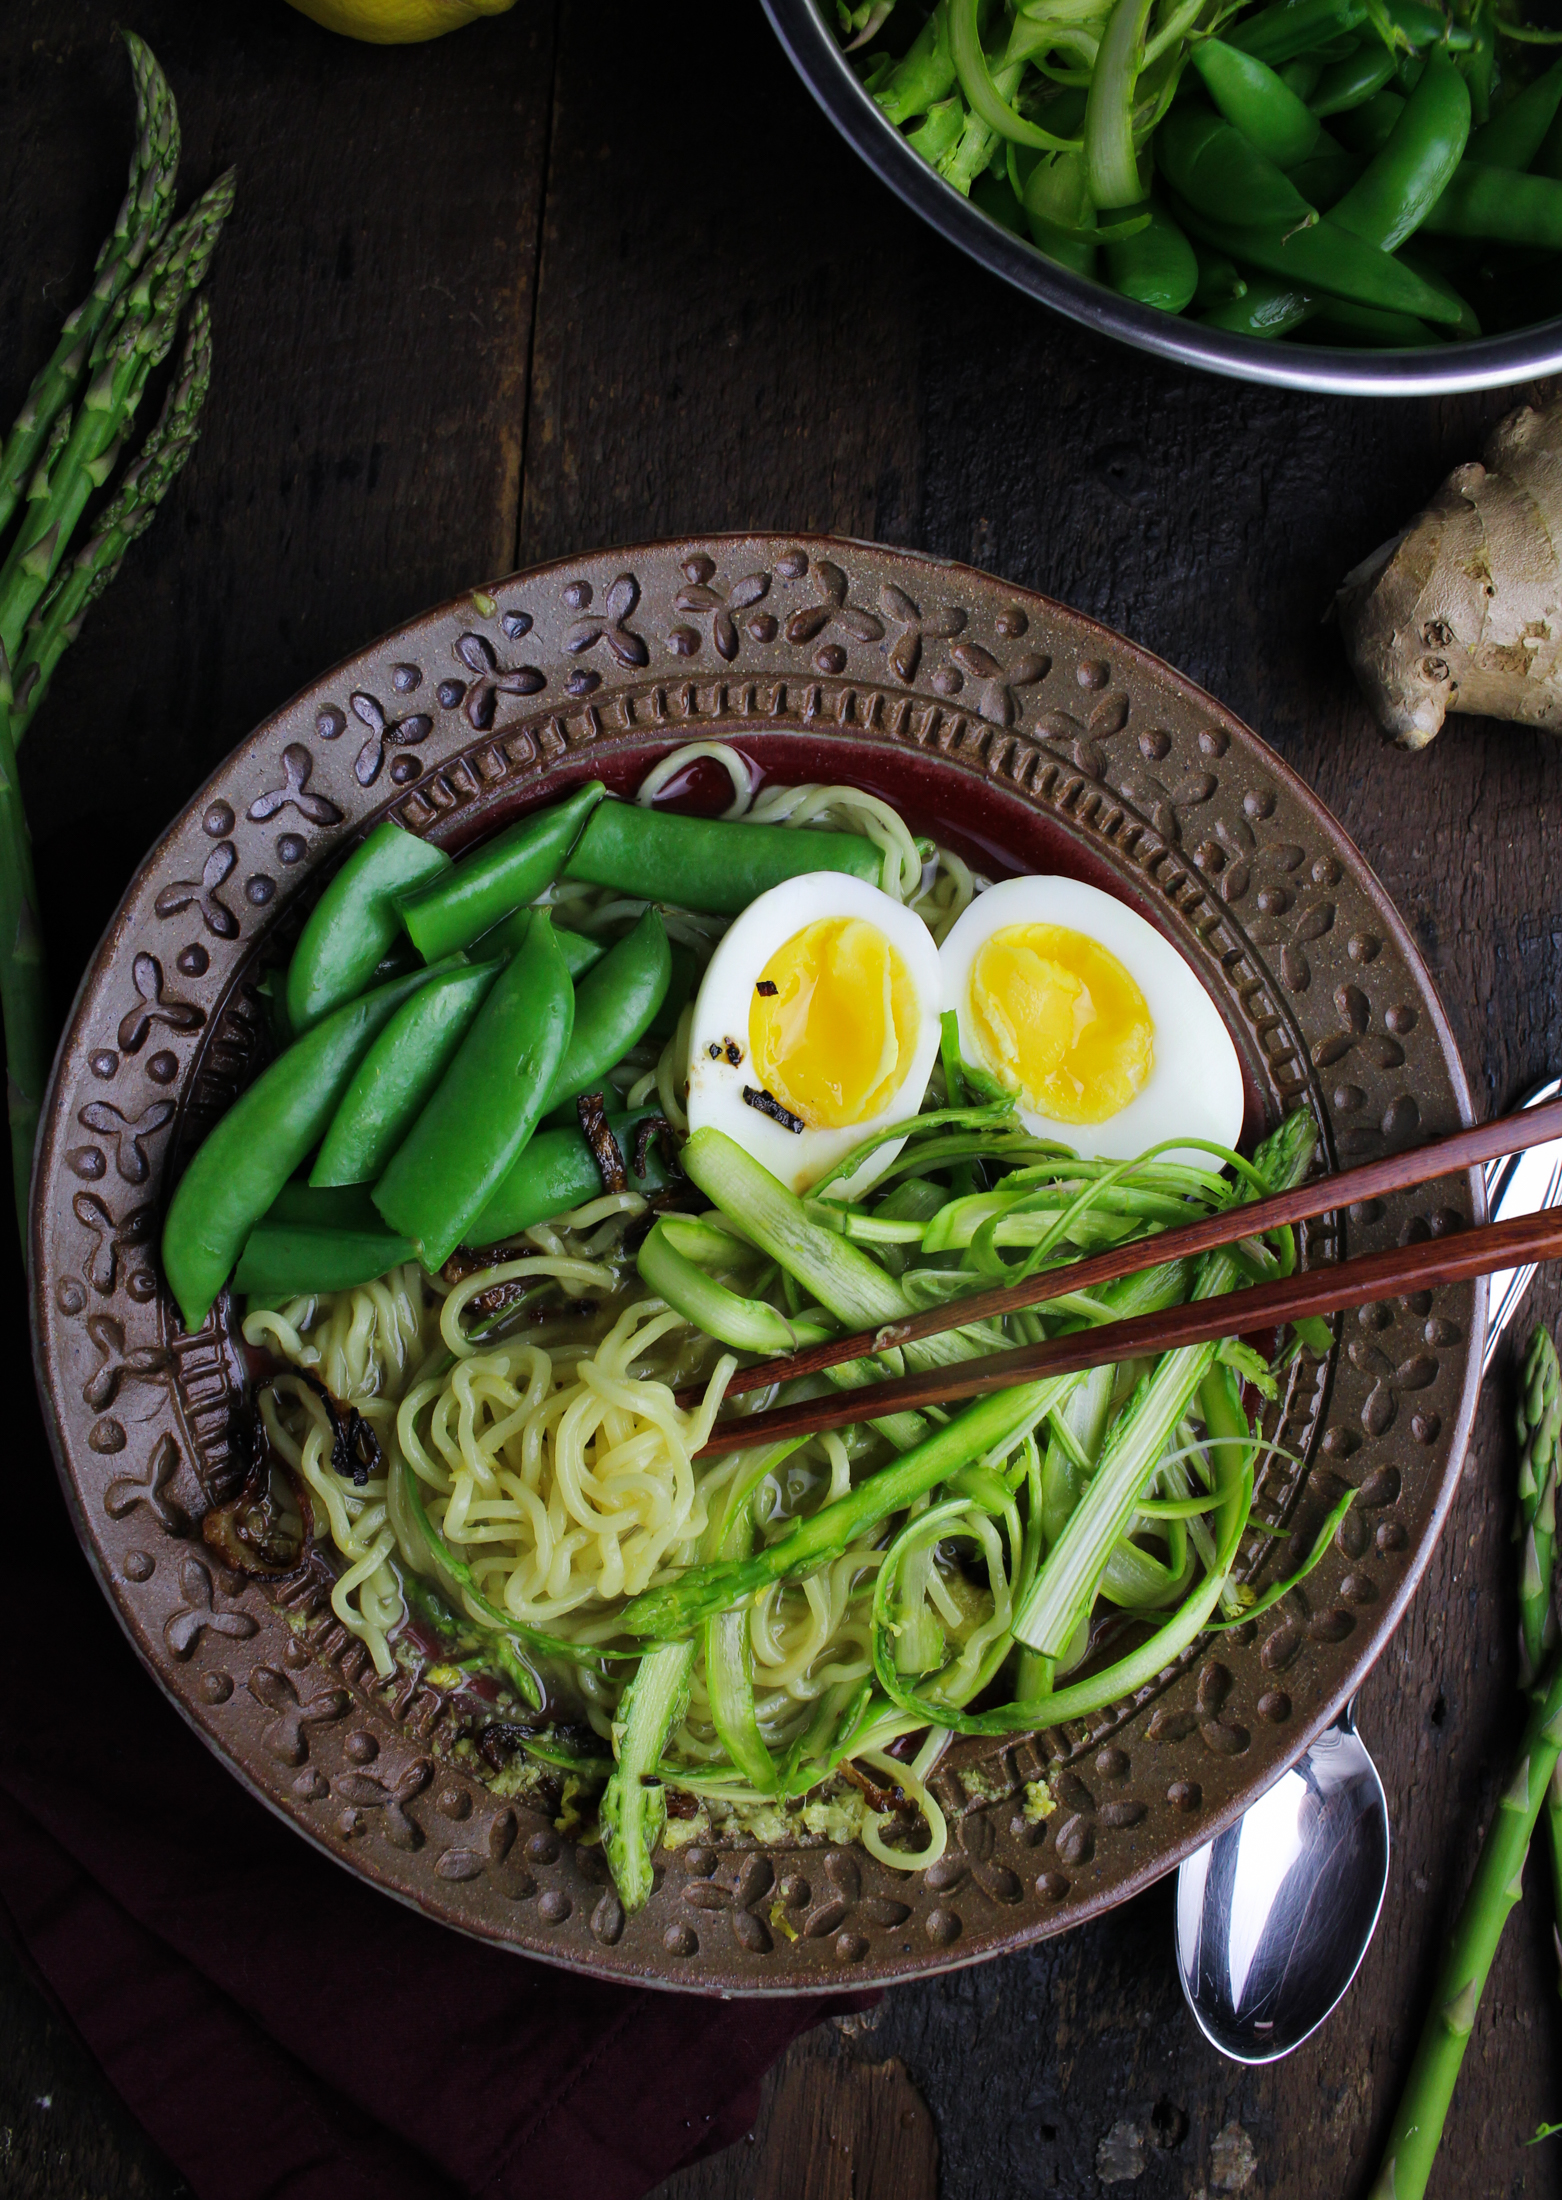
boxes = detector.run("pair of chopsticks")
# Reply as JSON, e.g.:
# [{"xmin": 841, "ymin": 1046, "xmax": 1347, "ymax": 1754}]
[{"xmin": 688, "ymin": 1097, "xmax": 1562, "ymax": 1459}]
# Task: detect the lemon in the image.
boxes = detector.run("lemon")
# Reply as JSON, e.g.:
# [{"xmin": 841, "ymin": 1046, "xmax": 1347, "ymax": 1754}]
[{"xmin": 286, "ymin": 0, "xmax": 516, "ymax": 41}]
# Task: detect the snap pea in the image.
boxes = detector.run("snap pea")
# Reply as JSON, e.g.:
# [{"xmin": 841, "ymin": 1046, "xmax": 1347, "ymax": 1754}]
[
  {"xmin": 234, "ymin": 1182, "xmax": 414, "ymax": 1299},
  {"xmin": 1308, "ymin": 295, "xmax": 1439, "ymax": 341},
  {"xmin": 1309, "ymin": 42, "xmax": 1398, "ymax": 115},
  {"xmin": 1166, "ymin": 186, "xmax": 1464, "ymax": 319},
  {"xmin": 1103, "ymin": 200, "xmax": 1199, "ymax": 310},
  {"xmin": 648, "ymin": 940, "xmax": 699, "ymax": 1041},
  {"xmin": 1335, "ymin": 87, "xmax": 1407, "ymax": 154},
  {"xmin": 1329, "ymin": 50, "xmax": 1470, "ymax": 252},
  {"xmin": 284, "ymin": 821, "xmax": 449, "ymax": 1035},
  {"xmin": 1227, "ymin": 0, "xmax": 1367, "ymax": 67},
  {"xmin": 1190, "ymin": 41, "xmax": 1322, "ymax": 168},
  {"xmin": 1288, "ymin": 129, "xmax": 1366, "ymax": 204},
  {"xmin": 1425, "ymin": 159, "xmax": 1562, "ymax": 246},
  {"xmin": 1278, "ymin": 57, "xmax": 1326, "ymax": 100},
  {"xmin": 373, "ymin": 909, "xmax": 574, "ymax": 1267},
  {"xmin": 542, "ymin": 906, "xmax": 671, "ymax": 1116},
  {"xmin": 1199, "ymin": 275, "xmax": 1317, "ymax": 334},
  {"xmin": 471, "ymin": 902, "xmax": 604, "ymax": 981},
  {"xmin": 310, "ymin": 958, "xmax": 503, "ymax": 1187},
  {"xmin": 1156, "ymin": 108, "xmax": 1319, "ymax": 230},
  {"xmin": 1463, "ymin": 3, "xmax": 1496, "ymax": 126},
  {"xmin": 1192, "ymin": 246, "xmax": 1249, "ymax": 309},
  {"xmin": 466, "ymin": 1106, "xmax": 674, "ymax": 1245},
  {"xmin": 162, "ymin": 960, "xmax": 447, "ymax": 1331},
  {"xmin": 1469, "ymin": 58, "xmax": 1562, "ymax": 170},
  {"xmin": 397, "ymin": 780, "xmax": 604, "ymax": 963},
  {"xmin": 1397, "ymin": 245, "xmax": 1481, "ymax": 333},
  {"xmin": 1386, "ymin": 0, "xmax": 1451, "ymax": 47},
  {"xmin": 562, "ymin": 799, "xmax": 880, "ymax": 915}
]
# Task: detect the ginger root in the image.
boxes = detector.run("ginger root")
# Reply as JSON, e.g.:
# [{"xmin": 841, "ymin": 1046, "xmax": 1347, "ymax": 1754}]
[{"xmin": 1337, "ymin": 393, "xmax": 1562, "ymax": 750}]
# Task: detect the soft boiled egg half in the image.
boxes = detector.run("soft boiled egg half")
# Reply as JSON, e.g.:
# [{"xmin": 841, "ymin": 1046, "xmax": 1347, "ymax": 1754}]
[
  {"xmin": 938, "ymin": 875, "xmax": 1244, "ymax": 1168},
  {"xmin": 686, "ymin": 872, "xmax": 943, "ymax": 1198}
]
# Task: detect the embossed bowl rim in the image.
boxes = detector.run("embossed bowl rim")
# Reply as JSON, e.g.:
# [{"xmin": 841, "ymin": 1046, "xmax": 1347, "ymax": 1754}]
[
  {"xmin": 30, "ymin": 534, "xmax": 1485, "ymax": 1993},
  {"xmin": 763, "ymin": 0, "xmax": 1562, "ymax": 398}
]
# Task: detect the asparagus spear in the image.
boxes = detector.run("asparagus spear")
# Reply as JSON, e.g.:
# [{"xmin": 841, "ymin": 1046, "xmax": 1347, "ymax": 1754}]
[
  {"xmin": 1513, "ymin": 1322, "xmax": 1562, "ymax": 1997},
  {"xmin": 0, "ymin": 34, "xmax": 180, "ymax": 540},
  {"xmin": 0, "ymin": 166, "xmax": 235, "ymax": 666},
  {"xmin": 0, "ymin": 652, "xmax": 47, "ymax": 1243},
  {"xmin": 1367, "ymin": 1656, "xmax": 1562, "ymax": 2200},
  {"xmin": 1516, "ymin": 1323, "xmax": 1560, "ymax": 1687},
  {"xmin": 11, "ymin": 300, "xmax": 213, "ymax": 742}
]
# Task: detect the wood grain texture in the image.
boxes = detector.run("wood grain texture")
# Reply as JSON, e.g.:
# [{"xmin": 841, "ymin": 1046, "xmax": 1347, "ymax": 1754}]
[{"xmin": 4, "ymin": 0, "xmax": 1562, "ymax": 2194}]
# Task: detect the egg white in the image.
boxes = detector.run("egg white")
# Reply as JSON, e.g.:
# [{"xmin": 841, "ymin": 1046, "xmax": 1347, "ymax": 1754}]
[
  {"xmin": 686, "ymin": 872, "xmax": 943, "ymax": 1199},
  {"xmin": 938, "ymin": 875, "xmax": 1245, "ymax": 1168}
]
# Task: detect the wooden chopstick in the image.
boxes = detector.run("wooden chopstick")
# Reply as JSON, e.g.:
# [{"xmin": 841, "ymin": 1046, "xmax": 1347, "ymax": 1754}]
[
  {"xmin": 692, "ymin": 1205, "xmax": 1562, "ymax": 1458},
  {"xmin": 704, "ymin": 1096, "xmax": 1562, "ymax": 1406}
]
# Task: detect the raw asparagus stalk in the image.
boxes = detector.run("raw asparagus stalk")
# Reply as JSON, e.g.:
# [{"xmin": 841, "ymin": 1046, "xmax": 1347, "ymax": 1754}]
[
  {"xmin": 0, "ymin": 166, "xmax": 235, "ymax": 665},
  {"xmin": 1514, "ymin": 1322, "xmax": 1562, "ymax": 1995},
  {"xmin": 1516, "ymin": 1323, "xmax": 1560, "ymax": 1686},
  {"xmin": 0, "ymin": 33, "xmax": 180, "ymax": 539},
  {"xmin": 0, "ymin": 654, "xmax": 48, "ymax": 1244},
  {"xmin": 599, "ymin": 1641, "xmax": 695, "ymax": 1911},
  {"xmin": 1012, "ymin": 1108, "xmax": 1317, "ymax": 1654},
  {"xmin": 11, "ymin": 300, "xmax": 213, "ymax": 741},
  {"xmin": 1367, "ymin": 1655, "xmax": 1562, "ymax": 2200}
]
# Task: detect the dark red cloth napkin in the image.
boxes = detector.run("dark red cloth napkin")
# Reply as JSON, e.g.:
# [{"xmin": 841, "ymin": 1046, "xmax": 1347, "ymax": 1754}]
[{"xmin": 0, "ymin": 1266, "xmax": 872, "ymax": 2200}]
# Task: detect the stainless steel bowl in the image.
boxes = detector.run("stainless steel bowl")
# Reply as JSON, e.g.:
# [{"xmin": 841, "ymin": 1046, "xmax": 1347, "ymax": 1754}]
[{"xmin": 763, "ymin": 0, "xmax": 1562, "ymax": 395}]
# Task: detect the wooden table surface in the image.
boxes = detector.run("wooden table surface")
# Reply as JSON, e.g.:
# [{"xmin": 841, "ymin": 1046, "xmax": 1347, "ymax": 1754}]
[{"xmin": 3, "ymin": 5, "xmax": 1561, "ymax": 2196}]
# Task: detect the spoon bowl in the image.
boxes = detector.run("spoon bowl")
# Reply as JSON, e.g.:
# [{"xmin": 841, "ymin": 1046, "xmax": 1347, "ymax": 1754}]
[{"xmin": 1174, "ymin": 1704, "xmax": 1389, "ymax": 2063}]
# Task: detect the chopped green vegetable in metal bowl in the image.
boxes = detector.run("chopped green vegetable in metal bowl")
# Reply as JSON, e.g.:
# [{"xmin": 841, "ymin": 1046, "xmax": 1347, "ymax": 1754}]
[{"xmin": 841, "ymin": 0, "xmax": 1562, "ymax": 345}]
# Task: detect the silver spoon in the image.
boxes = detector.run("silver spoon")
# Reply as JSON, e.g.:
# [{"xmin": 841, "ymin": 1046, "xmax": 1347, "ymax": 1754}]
[{"xmin": 1175, "ymin": 1077, "xmax": 1562, "ymax": 2064}]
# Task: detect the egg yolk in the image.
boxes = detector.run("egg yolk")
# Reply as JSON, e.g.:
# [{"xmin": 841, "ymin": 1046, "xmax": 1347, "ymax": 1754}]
[
  {"xmin": 968, "ymin": 922, "xmax": 1153, "ymax": 1124},
  {"xmin": 750, "ymin": 917, "xmax": 919, "ymax": 1129}
]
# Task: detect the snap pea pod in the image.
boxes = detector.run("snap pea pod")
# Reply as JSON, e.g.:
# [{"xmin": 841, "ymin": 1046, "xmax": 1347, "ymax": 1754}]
[
  {"xmin": 397, "ymin": 780, "xmax": 604, "ymax": 963},
  {"xmin": 1310, "ymin": 42, "xmax": 1399, "ymax": 116},
  {"xmin": 1288, "ymin": 129, "xmax": 1366, "ymax": 205},
  {"xmin": 1190, "ymin": 40, "xmax": 1322, "ymax": 168},
  {"xmin": 285, "ymin": 821, "xmax": 450, "ymax": 1034},
  {"xmin": 1023, "ymin": 153, "xmax": 1100, "ymax": 276},
  {"xmin": 1103, "ymin": 200, "xmax": 1200, "ymax": 310},
  {"xmin": 310, "ymin": 958, "xmax": 503, "ymax": 1188},
  {"xmin": 1309, "ymin": 296, "xmax": 1439, "ymax": 341},
  {"xmin": 1227, "ymin": 0, "xmax": 1368, "ymax": 67},
  {"xmin": 1329, "ymin": 50, "xmax": 1470, "ymax": 252},
  {"xmin": 472, "ymin": 903, "xmax": 603, "ymax": 980},
  {"xmin": 541, "ymin": 906, "xmax": 670, "ymax": 1116},
  {"xmin": 373, "ymin": 910, "xmax": 574, "ymax": 1268},
  {"xmin": 233, "ymin": 1182, "xmax": 414, "ymax": 1297},
  {"xmin": 1192, "ymin": 246, "xmax": 1249, "ymax": 308},
  {"xmin": 1386, "ymin": 0, "xmax": 1453, "ymax": 46},
  {"xmin": 162, "ymin": 960, "xmax": 447, "ymax": 1331},
  {"xmin": 1156, "ymin": 108, "xmax": 1319, "ymax": 231},
  {"xmin": 1425, "ymin": 159, "xmax": 1562, "ymax": 246},
  {"xmin": 1166, "ymin": 188, "xmax": 1465, "ymax": 320},
  {"xmin": 1468, "ymin": 58, "xmax": 1562, "ymax": 170},
  {"xmin": 563, "ymin": 799, "xmax": 880, "ymax": 915},
  {"xmin": 1335, "ymin": 87, "xmax": 1407, "ymax": 155},
  {"xmin": 467, "ymin": 1106, "xmax": 675, "ymax": 1244},
  {"xmin": 1201, "ymin": 274, "xmax": 1317, "ymax": 333}
]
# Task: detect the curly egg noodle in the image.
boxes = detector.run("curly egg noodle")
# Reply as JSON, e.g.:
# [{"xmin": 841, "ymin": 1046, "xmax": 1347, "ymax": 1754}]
[{"xmin": 241, "ymin": 746, "xmax": 988, "ymax": 1868}]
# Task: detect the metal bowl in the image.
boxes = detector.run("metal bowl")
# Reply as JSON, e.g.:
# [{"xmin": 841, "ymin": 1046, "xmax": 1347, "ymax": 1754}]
[{"xmin": 763, "ymin": 0, "xmax": 1562, "ymax": 396}]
